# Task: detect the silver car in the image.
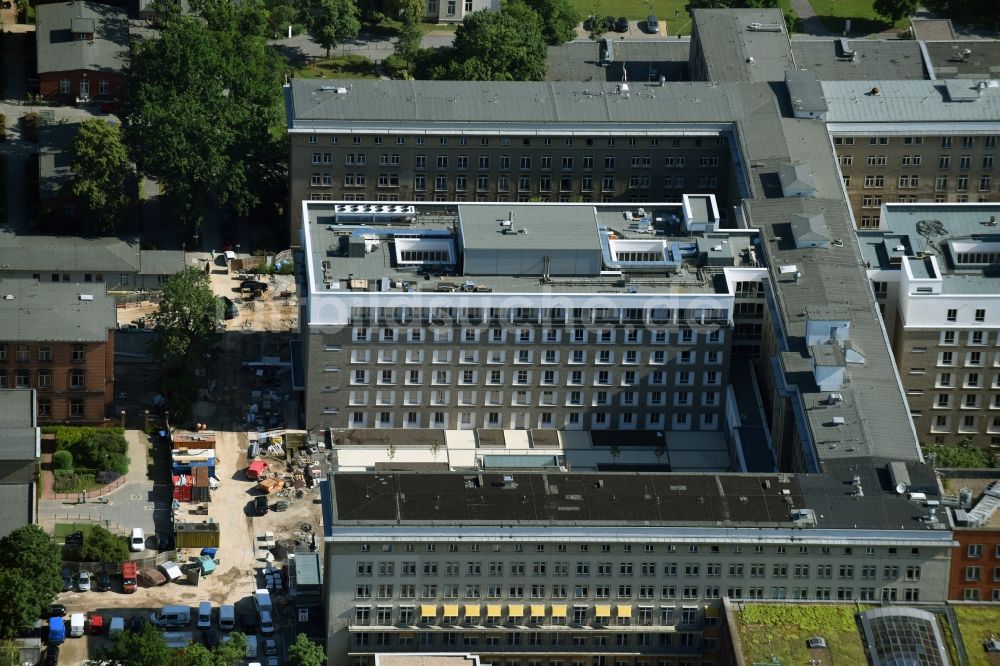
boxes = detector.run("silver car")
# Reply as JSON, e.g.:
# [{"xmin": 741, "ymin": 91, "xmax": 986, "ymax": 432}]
[
  {"xmin": 646, "ymin": 14, "xmax": 660, "ymax": 33},
  {"xmin": 77, "ymin": 571, "xmax": 91, "ymax": 592}
]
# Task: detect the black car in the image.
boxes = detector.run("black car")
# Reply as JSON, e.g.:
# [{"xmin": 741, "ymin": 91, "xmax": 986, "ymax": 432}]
[
  {"xmin": 64, "ymin": 531, "xmax": 83, "ymax": 546},
  {"xmin": 583, "ymin": 15, "xmax": 595, "ymax": 30},
  {"xmin": 240, "ymin": 280, "xmax": 269, "ymax": 294},
  {"xmin": 128, "ymin": 616, "xmax": 146, "ymax": 632},
  {"xmin": 44, "ymin": 646, "xmax": 59, "ymax": 666},
  {"xmin": 615, "ymin": 17, "xmax": 628, "ymax": 32},
  {"xmin": 602, "ymin": 15, "xmax": 615, "ymax": 30},
  {"xmin": 60, "ymin": 572, "xmax": 72, "ymax": 592},
  {"xmin": 44, "ymin": 605, "xmax": 67, "ymax": 619},
  {"xmin": 156, "ymin": 532, "xmax": 175, "ymax": 551},
  {"xmin": 254, "ymin": 495, "xmax": 269, "ymax": 516},
  {"xmin": 95, "ymin": 572, "xmax": 111, "ymax": 592},
  {"xmin": 239, "ymin": 611, "xmax": 258, "ymax": 633}
]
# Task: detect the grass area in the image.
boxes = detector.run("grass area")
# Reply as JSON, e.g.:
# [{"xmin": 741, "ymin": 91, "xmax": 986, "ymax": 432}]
[
  {"xmin": 573, "ymin": 0, "xmax": 693, "ymax": 35},
  {"xmin": 809, "ymin": 0, "xmax": 907, "ymax": 34},
  {"xmin": 954, "ymin": 606, "xmax": 1000, "ymax": 666},
  {"xmin": 53, "ymin": 523, "xmax": 102, "ymax": 540},
  {"xmin": 736, "ymin": 604, "xmax": 870, "ymax": 666},
  {"xmin": 293, "ymin": 54, "xmax": 378, "ymax": 80}
]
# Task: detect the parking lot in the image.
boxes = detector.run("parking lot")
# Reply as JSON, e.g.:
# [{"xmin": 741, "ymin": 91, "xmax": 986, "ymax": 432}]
[{"xmin": 44, "ymin": 430, "xmax": 324, "ymax": 664}]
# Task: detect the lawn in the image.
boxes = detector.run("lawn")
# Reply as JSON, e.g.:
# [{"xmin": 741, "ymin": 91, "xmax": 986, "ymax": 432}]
[
  {"xmin": 736, "ymin": 604, "xmax": 870, "ymax": 666},
  {"xmin": 293, "ymin": 54, "xmax": 378, "ymax": 80},
  {"xmin": 572, "ymin": 0, "xmax": 693, "ymax": 35},
  {"xmin": 53, "ymin": 523, "xmax": 102, "ymax": 541},
  {"xmin": 953, "ymin": 606, "xmax": 1000, "ymax": 666},
  {"xmin": 809, "ymin": 0, "xmax": 908, "ymax": 34}
]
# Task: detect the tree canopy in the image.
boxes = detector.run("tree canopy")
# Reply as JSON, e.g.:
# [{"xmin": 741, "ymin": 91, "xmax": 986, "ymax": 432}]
[
  {"xmin": 151, "ymin": 267, "xmax": 220, "ymax": 363},
  {"xmin": 96, "ymin": 627, "xmax": 247, "ymax": 666},
  {"xmin": 287, "ymin": 633, "xmax": 327, "ymax": 666},
  {"xmin": 873, "ymin": 0, "xmax": 917, "ymax": 23},
  {"xmin": 0, "ymin": 526, "xmax": 62, "ymax": 638},
  {"xmin": 516, "ymin": 0, "xmax": 579, "ymax": 44},
  {"xmin": 311, "ymin": 0, "xmax": 361, "ymax": 57},
  {"xmin": 418, "ymin": 8, "xmax": 547, "ymax": 80},
  {"xmin": 123, "ymin": 0, "xmax": 284, "ymax": 230},
  {"xmin": 67, "ymin": 119, "xmax": 132, "ymax": 235}
]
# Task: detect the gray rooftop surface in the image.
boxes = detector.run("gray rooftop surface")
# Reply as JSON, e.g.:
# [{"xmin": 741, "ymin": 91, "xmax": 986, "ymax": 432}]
[
  {"xmin": 305, "ymin": 202, "xmax": 752, "ymax": 295},
  {"xmin": 924, "ymin": 41, "xmax": 1000, "ymax": 80},
  {"xmin": 859, "ymin": 203, "xmax": 1000, "ymax": 295},
  {"xmin": 139, "ymin": 250, "xmax": 185, "ymax": 276},
  {"xmin": 0, "ymin": 278, "xmax": 116, "ymax": 342},
  {"xmin": 790, "ymin": 40, "xmax": 927, "ymax": 81},
  {"xmin": 0, "ymin": 483, "xmax": 35, "ymax": 539},
  {"xmin": 38, "ymin": 122, "xmax": 79, "ymax": 200},
  {"xmin": 36, "ymin": 1, "xmax": 128, "ymax": 75},
  {"xmin": 822, "ymin": 79, "xmax": 1000, "ymax": 124},
  {"xmin": 692, "ymin": 8, "xmax": 793, "ymax": 84},
  {"xmin": 287, "ymin": 78, "xmax": 759, "ymax": 132},
  {"xmin": 457, "ymin": 204, "xmax": 601, "ymax": 253},
  {"xmin": 546, "ymin": 40, "xmax": 690, "ymax": 83},
  {"xmin": 0, "ymin": 231, "xmax": 139, "ymax": 273},
  {"xmin": 0, "ymin": 390, "xmax": 37, "ymax": 463}
]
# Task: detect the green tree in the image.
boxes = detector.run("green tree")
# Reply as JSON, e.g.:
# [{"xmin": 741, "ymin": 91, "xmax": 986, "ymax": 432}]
[
  {"xmin": 52, "ymin": 449, "xmax": 74, "ymax": 471},
  {"xmin": 211, "ymin": 632, "xmax": 246, "ymax": 664},
  {"xmin": 66, "ymin": 525, "xmax": 129, "ymax": 564},
  {"xmin": 67, "ymin": 120, "xmax": 132, "ymax": 235},
  {"xmin": 0, "ymin": 526, "xmax": 62, "ymax": 638},
  {"xmin": 517, "ymin": 0, "xmax": 579, "ymax": 44},
  {"xmin": 312, "ymin": 0, "xmax": 361, "ymax": 57},
  {"xmin": 95, "ymin": 624, "xmax": 173, "ymax": 666},
  {"xmin": 287, "ymin": 633, "xmax": 326, "ymax": 666},
  {"xmin": 151, "ymin": 267, "xmax": 220, "ymax": 363},
  {"xmin": 873, "ymin": 0, "xmax": 917, "ymax": 23},
  {"xmin": 924, "ymin": 442, "xmax": 994, "ymax": 468},
  {"xmin": 442, "ymin": 8, "xmax": 547, "ymax": 80},
  {"xmin": 76, "ymin": 430, "xmax": 129, "ymax": 474},
  {"xmin": 123, "ymin": 4, "xmax": 284, "ymax": 230}
]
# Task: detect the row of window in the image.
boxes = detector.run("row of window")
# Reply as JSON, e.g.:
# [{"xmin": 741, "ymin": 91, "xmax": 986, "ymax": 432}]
[
  {"xmin": 840, "ymin": 154, "xmax": 995, "ymax": 169},
  {"xmin": 0, "ymin": 369, "xmax": 86, "ymax": 389},
  {"xmin": 57, "ymin": 78, "xmax": 111, "ymax": 96},
  {"xmin": 349, "ymin": 656, "xmax": 699, "ymax": 666},
  {"xmin": 342, "ymin": 410, "xmax": 716, "ymax": 431},
  {"xmin": 348, "ymin": 368, "xmax": 723, "ymax": 388},
  {"xmin": 834, "ymin": 136, "xmax": 998, "ymax": 148},
  {"xmin": 925, "ymin": 413, "xmax": 999, "ymax": 434},
  {"xmin": 312, "ymin": 174, "xmax": 722, "ymax": 192},
  {"xmin": 852, "ymin": 174, "xmax": 994, "ymax": 191},
  {"xmin": 352, "ymin": 542, "xmax": 923, "ymax": 556},
  {"xmin": 0, "ymin": 344, "xmax": 86, "ymax": 362},
  {"xmin": 858, "ymin": 192, "xmax": 998, "ymax": 212},
  {"xmin": 346, "ymin": 389, "xmax": 722, "ymax": 409},
  {"xmin": 351, "ymin": 583, "xmax": 922, "ymax": 603},
  {"xmin": 308, "ymin": 135, "xmax": 729, "ymax": 149},
  {"xmin": 312, "ymin": 153, "xmax": 724, "ymax": 170},
  {"xmin": 349, "ymin": 327, "xmax": 727, "ymax": 344},
  {"xmin": 348, "ymin": 349, "xmax": 724, "ymax": 366}
]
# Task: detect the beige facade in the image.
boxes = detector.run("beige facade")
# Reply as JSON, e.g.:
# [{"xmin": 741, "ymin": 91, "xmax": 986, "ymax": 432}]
[
  {"xmin": 832, "ymin": 133, "xmax": 1000, "ymax": 228},
  {"xmin": 422, "ymin": 0, "xmax": 498, "ymax": 22}
]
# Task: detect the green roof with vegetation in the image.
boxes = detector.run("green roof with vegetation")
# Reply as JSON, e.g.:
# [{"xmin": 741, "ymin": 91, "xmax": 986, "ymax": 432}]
[
  {"xmin": 734, "ymin": 604, "xmax": 869, "ymax": 666},
  {"xmin": 954, "ymin": 606, "xmax": 1000, "ymax": 666}
]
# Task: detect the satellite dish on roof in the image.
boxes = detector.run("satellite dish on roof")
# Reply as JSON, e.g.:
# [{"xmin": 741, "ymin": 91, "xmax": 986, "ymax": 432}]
[{"xmin": 895, "ymin": 483, "xmax": 908, "ymax": 495}]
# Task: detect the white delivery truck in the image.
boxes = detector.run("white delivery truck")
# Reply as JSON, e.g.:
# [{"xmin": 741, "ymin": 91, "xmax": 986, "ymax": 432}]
[{"xmin": 69, "ymin": 614, "xmax": 85, "ymax": 638}]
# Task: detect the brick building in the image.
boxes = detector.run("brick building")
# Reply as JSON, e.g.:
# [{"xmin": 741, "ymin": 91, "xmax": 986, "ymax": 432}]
[
  {"xmin": 0, "ymin": 279, "xmax": 116, "ymax": 422},
  {"xmin": 35, "ymin": 1, "xmax": 128, "ymax": 104}
]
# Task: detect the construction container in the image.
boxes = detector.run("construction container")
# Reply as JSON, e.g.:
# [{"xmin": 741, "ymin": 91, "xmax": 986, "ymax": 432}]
[
  {"xmin": 172, "ymin": 475, "xmax": 192, "ymax": 503},
  {"xmin": 175, "ymin": 522, "xmax": 220, "ymax": 549},
  {"xmin": 191, "ymin": 467, "xmax": 210, "ymax": 503}
]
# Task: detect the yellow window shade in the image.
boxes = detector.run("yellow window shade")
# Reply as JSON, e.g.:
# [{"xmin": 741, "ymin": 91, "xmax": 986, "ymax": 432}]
[
  {"xmin": 420, "ymin": 604, "xmax": 437, "ymax": 617},
  {"xmin": 551, "ymin": 605, "xmax": 568, "ymax": 618},
  {"xmin": 464, "ymin": 604, "xmax": 481, "ymax": 617},
  {"xmin": 486, "ymin": 605, "xmax": 502, "ymax": 617},
  {"xmin": 398, "ymin": 632, "xmax": 417, "ymax": 638},
  {"xmin": 595, "ymin": 605, "xmax": 611, "ymax": 617},
  {"xmin": 443, "ymin": 604, "xmax": 459, "ymax": 617},
  {"xmin": 530, "ymin": 605, "xmax": 546, "ymax": 617},
  {"xmin": 616, "ymin": 604, "xmax": 632, "ymax": 617},
  {"xmin": 508, "ymin": 604, "xmax": 524, "ymax": 618},
  {"xmin": 705, "ymin": 605, "xmax": 720, "ymax": 618}
]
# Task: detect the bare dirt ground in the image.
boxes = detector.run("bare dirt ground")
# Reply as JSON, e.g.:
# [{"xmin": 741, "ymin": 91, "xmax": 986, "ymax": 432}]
[{"xmin": 50, "ymin": 430, "xmax": 323, "ymax": 664}]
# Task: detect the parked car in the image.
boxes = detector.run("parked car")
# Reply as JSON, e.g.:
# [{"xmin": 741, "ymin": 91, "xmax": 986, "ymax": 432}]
[
  {"xmin": 77, "ymin": 571, "xmax": 91, "ymax": 592},
  {"xmin": 583, "ymin": 15, "xmax": 595, "ymax": 30},
  {"xmin": 646, "ymin": 14, "xmax": 659, "ymax": 33},
  {"xmin": 130, "ymin": 527, "xmax": 145, "ymax": 552},
  {"xmin": 240, "ymin": 280, "xmax": 269, "ymax": 294},
  {"xmin": 60, "ymin": 571, "xmax": 72, "ymax": 592},
  {"xmin": 602, "ymin": 15, "xmax": 615, "ymax": 30},
  {"xmin": 263, "ymin": 637, "xmax": 278, "ymax": 655},
  {"xmin": 95, "ymin": 572, "xmax": 111, "ymax": 592},
  {"xmin": 253, "ymin": 495, "xmax": 269, "ymax": 516},
  {"xmin": 128, "ymin": 616, "xmax": 147, "ymax": 632},
  {"xmin": 109, "ymin": 617, "xmax": 125, "ymax": 639},
  {"xmin": 615, "ymin": 16, "xmax": 628, "ymax": 32},
  {"xmin": 44, "ymin": 646, "xmax": 59, "ymax": 666},
  {"xmin": 44, "ymin": 605, "xmax": 67, "ymax": 619}
]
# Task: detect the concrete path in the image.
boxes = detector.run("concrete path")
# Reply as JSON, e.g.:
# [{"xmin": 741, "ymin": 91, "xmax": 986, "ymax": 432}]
[{"xmin": 787, "ymin": 0, "xmax": 834, "ymax": 37}]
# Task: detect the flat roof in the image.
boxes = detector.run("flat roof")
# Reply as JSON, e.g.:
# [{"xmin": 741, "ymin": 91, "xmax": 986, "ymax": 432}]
[
  {"xmin": 822, "ymin": 79, "xmax": 1000, "ymax": 123},
  {"xmin": 546, "ymin": 40, "xmax": 690, "ymax": 83},
  {"xmin": 924, "ymin": 41, "xmax": 1000, "ymax": 80},
  {"xmin": 327, "ymin": 466, "xmax": 946, "ymax": 531},
  {"xmin": 0, "ymin": 231, "xmax": 139, "ymax": 273},
  {"xmin": 692, "ymin": 8, "xmax": 793, "ymax": 84},
  {"xmin": 0, "ymin": 278, "xmax": 116, "ymax": 342},
  {"xmin": 304, "ymin": 201, "xmax": 754, "ymax": 296},
  {"xmin": 0, "ymin": 483, "xmax": 35, "ymax": 539},
  {"xmin": 0, "ymin": 390, "xmax": 37, "ymax": 461},
  {"xmin": 790, "ymin": 40, "xmax": 926, "ymax": 81}
]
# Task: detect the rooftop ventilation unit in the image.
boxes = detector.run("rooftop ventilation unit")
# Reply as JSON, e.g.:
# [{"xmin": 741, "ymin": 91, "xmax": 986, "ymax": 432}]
[{"xmin": 79, "ymin": 294, "xmax": 94, "ymax": 301}]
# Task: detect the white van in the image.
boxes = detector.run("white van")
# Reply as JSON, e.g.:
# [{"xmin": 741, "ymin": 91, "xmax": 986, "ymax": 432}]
[
  {"xmin": 218, "ymin": 605, "xmax": 235, "ymax": 631},
  {"xmin": 150, "ymin": 605, "xmax": 191, "ymax": 628},
  {"xmin": 129, "ymin": 527, "xmax": 145, "ymax": 552},
  {"xmin": 197, "ymin": 602, "xmax": 212, "ymax": 629},
  {"xmin": 69, "ymin": 613, "xmax": 85, "ymax": 638}
]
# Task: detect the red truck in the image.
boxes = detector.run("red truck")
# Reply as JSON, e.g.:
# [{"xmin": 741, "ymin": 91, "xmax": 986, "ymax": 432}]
[{"xmin": 122, "ymin": 561, "xmax": 137, "ymax": 593}]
